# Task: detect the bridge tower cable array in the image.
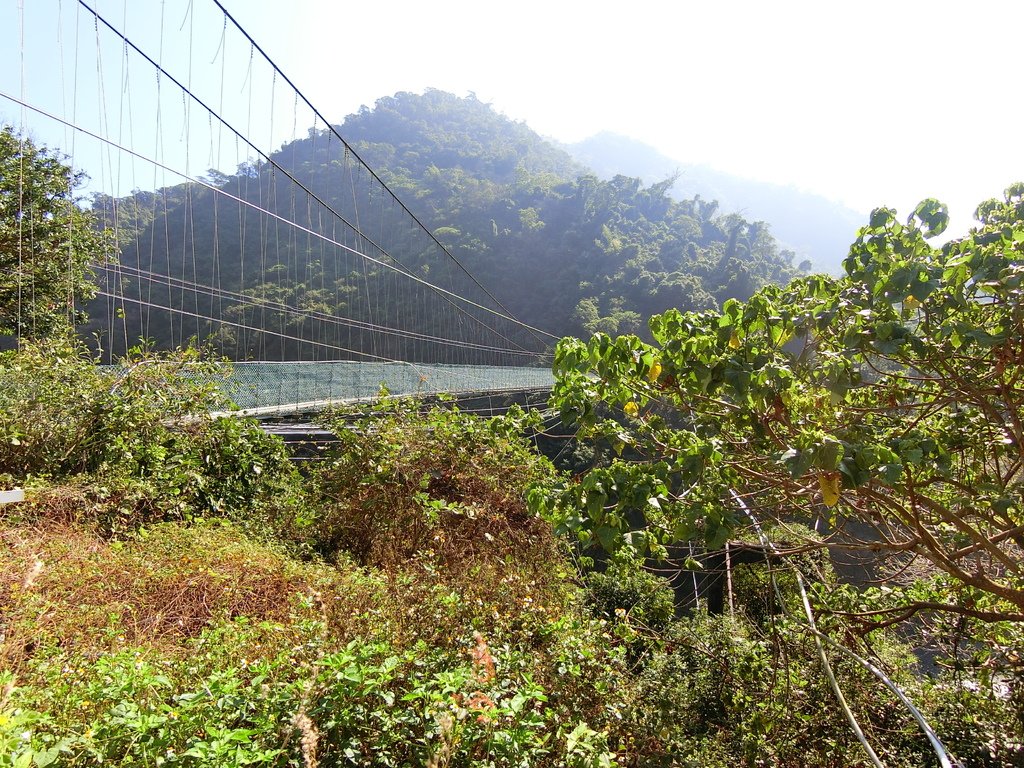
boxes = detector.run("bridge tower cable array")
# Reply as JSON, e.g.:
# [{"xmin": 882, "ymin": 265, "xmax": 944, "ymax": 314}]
[
  {"xmin": 4, "ymin": 0, "xmax": 557, "ymax": 412},
  {"xmin": 208, "ymin": 0, "xmax": 550, "ymax": 348}
]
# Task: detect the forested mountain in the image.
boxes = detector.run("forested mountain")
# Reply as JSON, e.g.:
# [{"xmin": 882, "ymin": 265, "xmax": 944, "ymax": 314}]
[
  {"xmin": 568, "ymin": 132, "xmax": 865, "ymax": 273},
  {"xmin": 90, "ymin": 90, "xmax": 802, "ymax": 358},
  {"xmin": 339, "ymin": 91, "xmax": 801, "ymax": 337}
]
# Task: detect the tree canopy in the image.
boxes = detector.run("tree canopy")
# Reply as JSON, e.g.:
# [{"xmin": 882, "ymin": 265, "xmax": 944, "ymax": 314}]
[
  {"xmin": 0, "ymin": 126, "xmax": 111, "ymax": 339},
  {"xmin": 532, "ymin": 185, "xmax": 1024, "ymax": 627}
]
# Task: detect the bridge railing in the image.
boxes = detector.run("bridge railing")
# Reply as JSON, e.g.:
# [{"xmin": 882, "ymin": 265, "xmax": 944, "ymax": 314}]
[
  {"xmin": 101, "ymin": 359, "xmax": 554, "ymax": 417},
  {"xmin": 222, "ymin": 361, "xmax": 555, "ymax": 416}
]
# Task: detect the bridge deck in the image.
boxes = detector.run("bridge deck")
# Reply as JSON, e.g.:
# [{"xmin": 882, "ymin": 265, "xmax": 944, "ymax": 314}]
[{"xmin": 221, "ymin": 361, "xmax": 554, "ymax": 415}]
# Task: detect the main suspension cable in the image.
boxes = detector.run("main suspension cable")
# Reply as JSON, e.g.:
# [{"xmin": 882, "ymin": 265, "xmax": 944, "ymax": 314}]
[
  {"xmin": 209, "ymin": 0, "xmax": 557, "ymax": 346},
  {"xmin": 76, "ymin": 0, "xmax": 554, "ymax": 355}
]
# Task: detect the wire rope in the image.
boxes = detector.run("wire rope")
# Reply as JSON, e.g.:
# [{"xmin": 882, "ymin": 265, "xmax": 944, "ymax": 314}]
[
  {"xmin": 0, "ymin": 90, "xmax": 547, "ymax": 358},
  {"xmin": 93, "ymin": 263, "xmax": 544, "ymax": 358},
  {"xmin": 208, "ymin": 0, "xmax": 554, "ymax": 346},
  {"xmin": 731, "ymin": 491, "xmax": 957, "ymax": 768},
  {"xmin": 75, "ymin": 0, "xmax": 555, "ymax": 355}
]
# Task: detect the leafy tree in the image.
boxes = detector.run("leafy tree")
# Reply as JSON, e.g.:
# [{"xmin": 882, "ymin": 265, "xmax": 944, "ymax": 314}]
[
  {"xmin": 0, "ymin": 126, "xmax": 112, "ymax": 338},
  {"xmin": 532, "ymin": 186, "xmax": 1024, "ymax": 625}
]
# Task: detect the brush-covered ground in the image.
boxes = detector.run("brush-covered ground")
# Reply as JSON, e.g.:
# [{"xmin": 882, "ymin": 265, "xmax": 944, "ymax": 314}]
[{"xmin": 1, "ymin": 338, "xmax": 1021, "ymax": 767}]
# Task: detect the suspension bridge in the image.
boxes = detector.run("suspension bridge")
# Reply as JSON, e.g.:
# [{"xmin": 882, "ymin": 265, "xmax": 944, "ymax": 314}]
[
  {"xmin": 0, "ymin": 6, "xmax": 967, "ymax": 763},
  {"xmin": 1, "ymin": 0, "xmax": 557, "ymax": 415}
]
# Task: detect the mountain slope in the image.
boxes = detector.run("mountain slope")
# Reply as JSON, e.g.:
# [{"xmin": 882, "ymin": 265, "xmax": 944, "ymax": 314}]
[
  {"xmin": 90, "ymin": 91, "xmax": 802, "ymax": 359},
  {"xmin": 567, "ymin": 132, "xmax": 866, "ymax": 273}
]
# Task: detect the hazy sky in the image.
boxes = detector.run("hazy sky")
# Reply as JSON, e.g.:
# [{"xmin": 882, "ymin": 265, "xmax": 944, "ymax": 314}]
[{"xmin": 2, "ymin": 0, "xmax": 1022, "ymax": 237}]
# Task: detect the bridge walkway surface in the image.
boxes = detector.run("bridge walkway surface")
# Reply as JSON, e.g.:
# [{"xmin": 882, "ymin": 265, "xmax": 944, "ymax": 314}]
[{"xmin": 217, "ymin": 361, "xmax": 555, "ymax": 416}]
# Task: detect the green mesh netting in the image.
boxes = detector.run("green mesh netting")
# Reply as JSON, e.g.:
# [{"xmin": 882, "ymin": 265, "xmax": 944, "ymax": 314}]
[
  {"xmin": 100, "ymin": 361, "xmax": 553, "ymax": 413},
  {"xmin": 224, "ymin": 362, "xmax": 554, "ymax": 410}
]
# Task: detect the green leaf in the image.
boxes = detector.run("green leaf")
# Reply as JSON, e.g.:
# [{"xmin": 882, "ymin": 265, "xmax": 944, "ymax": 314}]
[
  {"xmin": 839, "ymin": 456, "xmax": 871, "ymax": 488},
  {"xmin": 869, "ymin": 207, "xmax": 895, "ymax": 229},
  {"xmin": 595, "ymin": 525, "xmax": 618, "ymax": 551},
  {"xmin": 816, "ymin": 438, "xmax": 844, "ymax": 471},
  {"xmin": 908, "ymin": 198, "xmax": 950, "ymax": 237}
]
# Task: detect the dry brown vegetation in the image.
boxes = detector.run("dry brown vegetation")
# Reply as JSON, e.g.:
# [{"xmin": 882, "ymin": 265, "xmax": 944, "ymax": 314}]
[{"xmin": 0, "ymin": 513, "xmax": 388, "ymax": 671}]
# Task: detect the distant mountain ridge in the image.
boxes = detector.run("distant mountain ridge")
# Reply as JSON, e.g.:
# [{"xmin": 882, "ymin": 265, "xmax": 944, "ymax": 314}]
[{"xmin": 566, "ymin": 132, "xmax": 866, "ymax": 273}]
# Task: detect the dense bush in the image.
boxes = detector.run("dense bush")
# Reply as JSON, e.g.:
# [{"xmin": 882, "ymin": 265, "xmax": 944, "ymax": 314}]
[
  {"xmin": 585, "ymin": 560, "xmax": 675, "ymax": 630},
  {"xmin": 629, "ymin": 612, "xmax": 932, "ymax": 767},
  {"xmin": 0, "ymin": 336, "xmax": 303, "ymax": 535},
  {"xmin": 1, "ymin": 631, "xmax": 624, "ymax": 767},
  {"xmin": 2, "ymin": 347, "xmax": 1021, "ymax": 766},
  {"xmin": 309, "ymin": 398, "xmax": 559, "ymax": 570}
]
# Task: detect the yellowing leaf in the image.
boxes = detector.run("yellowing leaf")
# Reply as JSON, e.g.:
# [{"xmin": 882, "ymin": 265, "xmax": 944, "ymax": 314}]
[
  {"xmin": 904, "ymin": 295, "xmax": 920, "ymax": 308},
  {"xmin": 817, "ymin": 471, "xmax": 842, "ymax": 507},
  {"xmin": 729, "ymin": 331, "xmax": 741, "ymax": 349},
  {"xmin": 647, "ymin": 361, "xmax": 662, "ymax": 382},
  {"xmin": 624, "ymin": 401, "xmax": 639, "ymax": 418}
]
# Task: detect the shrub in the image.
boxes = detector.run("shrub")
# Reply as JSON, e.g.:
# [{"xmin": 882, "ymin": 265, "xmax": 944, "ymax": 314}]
[
  {"xmin": 0, "ymin": 335, "xmax": 112, "ymax": 478},
  {"xmin": 922, "ymin": 676, "xmax": 1024, "ymax": 767},
  {"xmin": 628, "ymin": 611, "xmax": 936, "ymax": 767},
  {"xmin": 585, "ymin": 560, "xmax": 675, "ymax": 631},
  {"xmin": 4, "ymin": 617, "xmax": 624, "ymax": 767},
  {"xmin": 309, "ymin": 398, "xmax": 560, "ymax": 572},
  {"xmin": 0, "ymin": 336, "xmax": 305, "ymax": 535}
]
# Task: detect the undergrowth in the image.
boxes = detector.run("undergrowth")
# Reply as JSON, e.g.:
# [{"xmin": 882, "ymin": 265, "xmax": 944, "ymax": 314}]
[{"xmin": 1, "ymin": 339, "xmax": 1021, "ymax": 766}]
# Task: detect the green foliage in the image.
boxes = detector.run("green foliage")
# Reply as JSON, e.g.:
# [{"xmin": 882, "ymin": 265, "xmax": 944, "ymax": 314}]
[
  {"xmin": 0, "ymin": 126, "xmax": 113, "ymax": 339},
  {"xmin": 0, "ymin": 336, "xmax": 302, "ymax": 534},
  {"xmin": 922, "ymin": 675, "xmax": 1024, "ymax": 767},
  {"xmin": 308, "ymin": 397, "xmax": 557, "ymax": 569},
  {"xmin": 2, "ymin": 623, "xmax": 624, "ymax": 768},
  {"xmin": 585, "ymin": 561, "xmax": 675, "ymax": 631},
  {"xmin": 534, "ymin": 186, "xmax": 1024, "ymax": 623},
  {"xmin": 630, "ymin": 613, "xmax": 932, "ymax": 767},
  {"xmin": 528, "ymin": 186, "xmax": 1024, "ymax": 763}
]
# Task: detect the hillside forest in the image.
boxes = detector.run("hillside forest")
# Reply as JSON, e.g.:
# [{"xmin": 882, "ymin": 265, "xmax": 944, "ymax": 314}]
[
  {"xmin": 566, "ymin": 131, "xmax": 865, "ymax": 274},
  {"xmin": 0, "ymin": 91, "xmax": 1023, "ymax": 767},
  {"xmin": 85, "ymin": 90, "xmax": 800, "ymax": 360}
]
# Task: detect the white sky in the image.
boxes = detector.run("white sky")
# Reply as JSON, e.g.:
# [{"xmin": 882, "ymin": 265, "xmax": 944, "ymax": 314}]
[{"xmin": 2, "ymin": 0, "xmax": 1022, "ymax": 238}]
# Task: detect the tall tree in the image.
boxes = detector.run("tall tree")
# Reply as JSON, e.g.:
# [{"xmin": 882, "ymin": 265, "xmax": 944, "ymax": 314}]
[
  {"xmin": 0, "ymin": 127, "xmax": 112, "ymax": 339},
  {"xmin": 533, "ymin": 186, "xmax": 1024, "ymax": 624}
]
